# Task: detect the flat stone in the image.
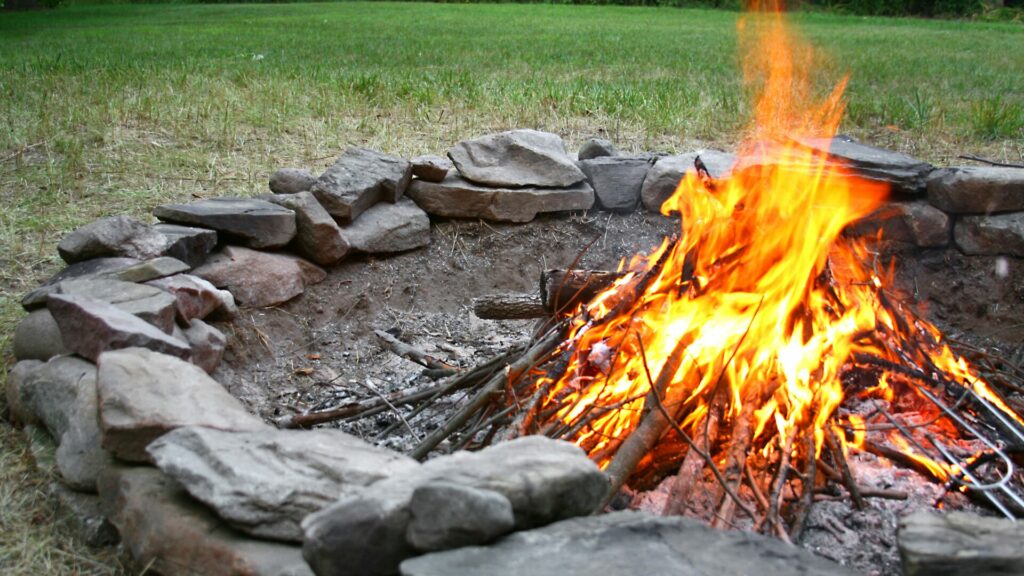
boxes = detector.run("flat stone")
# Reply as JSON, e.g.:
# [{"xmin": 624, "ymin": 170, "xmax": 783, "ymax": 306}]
[
  {"xmin": 268, "ymin": 191, "xmax": 350, "ymax": 265},
  {"xmin": 579, "ymin": 156, "xmax": 653, "ymax": 213},
  {"xmin": 410, "ymin": 155, "xmax": 452, "ymax": 183},
  {"xmin": 927, "ymin": 166, "xmax": 1024, "ymax": 214},
  {"xmin": 13, "ymin": 309, "xmax": 70, "ymax": 361},
  {"xmin": 97, "ymin": 348, "xmax": 266, "ymax": 462},
  {"xmin": 152, "ymin": 223, "xmax": 218, "ymax": 267},
  {"xmin": 899, "ymin": 510, "xmax": 1024, "ymax": 576},
  {"xmin": 154, "ymin": 197, "xmax": 296, "ymax": 250},
  {"xmin": 48, "ymin": 294, "xmax": 190, "ymax": 362},
  {"xmin": 6, "ymin": 359, "xmax": 44, "ymax": 426},
  {"xmin": 844, "ymin": 201, "xmax": 950, "ymax": 248},
  {"xmin": 181, "ymin": 319, "xmax": 226, "ymax": 373},
  {"xmin": 269, "ymin": 168, "xmax": 317, "ymax": 194},
  {"xmin": 49, "ymin": 481, "xmax": 120, "ymax": 547},
  {"xmin": 192, "ymin": 246, "xmax": 325, "ymax": 308},
  {"xmin": 448, "ymin": 129, "xmax": 585, "ymax": 188},
  {"xmin": 302, "ymin": 436, "xmax": 606, "ymax": 576},
  {"xmin": 578, "ymin": 137, "xmax": 618, "ymax": 160},
  {"xmin": 99, "ymin": 256, "xmax": 190, "ymax": 283},
  {"xmin": 640, "ymin": 150, "xmax": 736, "ymax": 213},
  {"xmin": 311, "ymin": 147, "xmax": 412, "ymax": 223},
  {"xmin": 341, "ymin": 198, "xmax": 431, "ymax": 254},
  {"xmin": 145, "ymin": 273, "xmax": 234, "ymax": 322},
  {"xmin": 407, "ymin": 173, "xmax": 594, "ymax": 223},
  {"xmin": 97, "ymin": 466, "xmax": 313, "ymax": 576},
  {"xmin": 22, "ymin": 257, "xmax": 141, "ymax": 310},
  {"xmin": 401, "ymin": 510, "xmax": 855, "ymax": 576},
  {"xmin": 954, "ymin": 213, "xmax": 1024, "ymax": 256},
  {"xmin": 406, "ymin": 481, "xmax": 515, "ymax": 552},
  {"xmin": 55, "ymin": 278, "xmax": 177, "ymax": 333},
  {"xmin": 147, "ymin": 426, "xmax": 419, "ymax": 543},
  {"xmin": 795, "ymin": 136, "xmax": 934, "ymax": 195},
  {"xmin": 57, "ymin": 215, "xmax": 167, "ymax": 264}
]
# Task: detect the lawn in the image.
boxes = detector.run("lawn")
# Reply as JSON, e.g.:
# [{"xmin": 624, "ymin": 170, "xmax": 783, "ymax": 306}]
[{"xmin": 0, "ymin": 2, "xmax": 1021, "ymax": 573}]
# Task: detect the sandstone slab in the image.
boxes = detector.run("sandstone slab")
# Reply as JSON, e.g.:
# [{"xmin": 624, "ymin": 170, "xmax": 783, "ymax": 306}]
[
  {"xmin": 192, "ymin": 246, "xmax": 325, "ymax": 308},
  {"xmin": 270, "ymin": 168, "xmax": 317, "ymax": 195},
  {"xmin": 341, "ymin": 198, "xmax": 431, "ymax": 254},
  {"xmin": 182, "ymin": 319, "xmax": 227, "ymax": 374},
  {"xmin": 13, "ymin": 309, "xmax": 70, "ymax": 361},
  {"xmin": 152, "ymin": 223, "xmax": 218, "ymax": 267},
  {"xmin": 269, "ymin": 191, "xmax": 350, "ymax": 265},
  {"xmin": 100, "ymin": 256, "xmax": 190, "ymax": 283},
  {"xmin": 401, "ymin": 510, "xmax": 855, "ymax": 576},
  {"xmin": 448, "ymin": 129, "xmax": 585, "ymax": 188},
  {"xmin": 58, "ymin": 215, "xmax": 167, "ymax": 264},
  {"xmin": 955, "ymin": 213, "xmax": 1024, "ymax": 256},
  {"xmin": 410, "ymin": 155, "xmax": 451, "ymax": 183},
  {"xmin": 96, "ymin": 348, "xmax": 266, "ymax": 462},
  {"xmin": 311, "ymin": 147, "xmax": 412, "ymax": 223},
  {"xmin": 22, "ymin": 257, "xmax": 141, "ymax": 310},
  {"xmin": 48, "ymin": 294, "xmax": 190, "ymax": 362},
  {"xmin": 844, "ymin": 201, "xmax": 950, "ymax": 248},
  {"xmin": 55, "ymin": 278, "xmax": 177, "ymax": 333},
  {"xmin": 898, "ymin": 510, "xmax": 1024, "ymax": 576},
  {"xmin": 640, "ymin": 150, "xmax": 736, "ymax": 213},
  {"xmin": 407, "ymin": 173, "xmax": 594, "ymax": 223},
  {"xmin": 797, "ymin": 136, "xmax": 934, "ymax": 195},
  {"xmin": 154, "ymin": 197, "xmax": 296, "ymax": 250},
  {"xmin": 98, "ymin": 466, "xmax": 312, "ymax": 576},
  {"xmin": 406, "ymin": 482, "xmax": 514, "ymax": 552},
  {"xmin": 578, "ymin": 137, "xmax": 618, "ymax": 160},
  {"xmin": 146, "ymin": 273, "xmax": 234, "ymax": 322},
  {"xmin": 579, "ymin": 156, "xmax": 653, "ymax": 212},
  {"xmin": 147, "ymin": 426, "xmax": 419, "ymax": 542},
  {"xmin": 927, "ymin": 166, "xmax": 1024, "ymax": 214}
]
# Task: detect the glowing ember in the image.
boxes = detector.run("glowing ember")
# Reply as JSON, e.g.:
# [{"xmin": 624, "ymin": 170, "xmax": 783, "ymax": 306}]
[{"xmin": 525, "ymin": 1, "xmax": 1023, "ymax": 500}]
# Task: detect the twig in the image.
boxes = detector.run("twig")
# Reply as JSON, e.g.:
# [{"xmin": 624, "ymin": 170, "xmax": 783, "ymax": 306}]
[
  {"xmin": 789, "ymin": 430, "xmax": 818, "ymax": 542},
  {"xmin": 356, "ymin": 378, "xmax": 420, "ymax": 441},
  {"xmin": 827, "ymin": 428, "xmax": 865, "ymax": 509},
  {"xmin": 957, "ymin": 154, "xmax": 1024, "ymax": 169},
  {"xmin": 374, "ymin": 329, "xmax": 456, "ymax": 372}
]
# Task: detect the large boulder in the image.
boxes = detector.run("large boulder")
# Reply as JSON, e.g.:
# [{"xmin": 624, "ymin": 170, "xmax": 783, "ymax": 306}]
[
  {"xmin": 268, "ymin": 191, "xmax": 350, "ymax": 265},
  {"xmin": 400, "ymin": 510, "xmax": 856, "ymax": 576},
  {"xmin": 311, "ymin": 148, "xmax": 412, "ymax": 223},
  {"xmin": 154, "ymin": 197, "xmax": 297, "ymax": 250},
  {"xmin": 146, "ymin": 426, "xmax": 419, "ymax": 542},
  {"xmin": 927, "ymin": 166, "xmax": 1024, "ymax": 214},
  {"xmin": 301, "ymin": 436, "xmax": 606, "ymax": 576},
  {"xmin": 405, "ymin": 482, "xmax": 515, "ymax": 552},
  {"xmin": 96, "ymin": 348, "xmax": 266, "ymax": 462},
  {"xmin": 341, "ymin": 198, "xmax": 431, "ymax": 254},
  {"xmin": 407, "ymin": 173, "xmax": 594, "ymax": 223},
  {"xmin": 192, "ymin": 246, "xmax": 326, "ymax": 308},
  {"xmin": 898, "ymin": 511, "xmax": 1024, "ymax": 576},
  {"xmin": 579, "ymin": 156, "xmax": 653, "ymax": 213},
  {"xmin": 270, "ymin": 168, "xmax": 317, "ymax": 195},
  {"xmin": 640, "ymin": 151, "xmax": 736, "ymax": 213},
  {"xmin": 954, "ymin": 213, "xmax": 1024, "ymax": 257},
  {"xmin": 57, "ymin": 215, "xmax": 168, "ymax": 264},
  {"xmin": 152, "ymin": 223, "xmax": 218, "ymax": 267},
  {"xmin": 448, "ymin": 129, "xmax": 585, "ymax": 188},
  {"xmin": 13, "ymin": 309, "xmax": 70, "ymax": 361},
  {"xmin": 98, "ymin": 466, "xmax": 313, "ymax": 576},
  {"xmin": 48, "ymin": 294, "xmax": 191, "ymax": 362}
]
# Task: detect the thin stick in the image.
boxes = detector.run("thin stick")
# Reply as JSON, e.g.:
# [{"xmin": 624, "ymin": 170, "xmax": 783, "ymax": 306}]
[
  {"xmin": 356, "ymin": 378, "xmax": 420, "ymax": 441},
  {"xmin": 374, "ymin": 329, "xmax": 456, "ymax": 372},
  {"xmin": 957, "ymin": 154, "xmax": 1024, "ymax": 169},
  {"xmin": 663, "ymin": 410, "xmax": 718, "ymax": 517},
  {"xmin": 827, "ymin": 428, "xmax": 865, "ymax": 509},
  {"xmin": 789, "ymin": 431, "xmax": 818, "ymax": 542},
  {"xmin": 766, "ymin": 433, "xmax": 795, "ymax": 544}
]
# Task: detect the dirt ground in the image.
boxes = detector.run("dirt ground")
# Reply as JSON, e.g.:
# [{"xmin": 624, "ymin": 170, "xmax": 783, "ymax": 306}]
[{"xmin": 210, "ymin": 208, "xmax": 1024, "ymax": 576}]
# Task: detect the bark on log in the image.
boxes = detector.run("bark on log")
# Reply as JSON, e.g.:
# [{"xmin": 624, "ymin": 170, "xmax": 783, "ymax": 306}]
[
  {"xmin": 472, "ymin": 294, "xmax": 545, "ymax": 320},
  {"xmin": 540, "ymin": 269, "xmax": 621, "ymax": 315}
]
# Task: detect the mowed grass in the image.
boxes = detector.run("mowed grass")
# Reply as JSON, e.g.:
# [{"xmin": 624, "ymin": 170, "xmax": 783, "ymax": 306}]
[{"xmin": 0, "ymin": 3, "xmax": 1022, "ymax": 573}]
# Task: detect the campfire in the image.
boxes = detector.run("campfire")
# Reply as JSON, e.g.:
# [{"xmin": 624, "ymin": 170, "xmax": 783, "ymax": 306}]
[{"xmin": 406, "ymin": 0, "xmax": 1024, "ymax": 542}]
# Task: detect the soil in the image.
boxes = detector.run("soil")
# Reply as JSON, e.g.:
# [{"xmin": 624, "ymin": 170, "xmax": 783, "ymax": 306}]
[{"xmin": 209, "ymin": 208, "xmax": 1024, "ymax": 576}]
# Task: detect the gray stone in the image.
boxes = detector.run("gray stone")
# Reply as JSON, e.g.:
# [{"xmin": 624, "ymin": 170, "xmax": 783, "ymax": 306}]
[
  {"xmin": 49, "ymin": 482, "xmax": 120, "ymax": 547},
  {"xmin": 152, "ymin": 223, "xmax": 218, "ymax": 267},
  {"xmin": 311, "ymin": 148, "xmax": 413, "ymax": 223},
  {"xmin": 410, "ymin": 155, "xmax": 451, "ymax": 183},
  {"xmin": 406, "ymin": 482, "xmax": 515, "ymax": 552},
  {"xmin": 448, "ymin": 129, "xmax": 586, "ymax": 188},
  {"xmin": 270, "ymin": 168, "xmax": 317, "ymax": 195},
  {"xmin": 407, "ymin": 173, "xmax": 594, "ymax": 223},
  {"xmin": 927, "ymin": 166, "xmax": 1024, "ymax": 214},
  {"xmin": 54, "ymin": 365, "xmax": 116, "ymax": 493},
  {"xmin": 99, "ymin": 256, "xmax": 190, "ymax": 283},
  {"xmin": 13, "ymin": 309, "xmax": 70, "ymax": 361},
  {"xmin": 97, "ymin": 466, "xmax": 312, "ymax": 576},
  {"xmin": 579, "ymin": 156, "xmax": 653, "ymax": 213},
  {"xmin": 55, "ymin": 278, "xmax": 177, "ymax": 333},
  {"xmin": 578, "ymin": 137, "xmax": 618, "ymax": 160},
  {"xmin": 844, "ymin": 201, "xmax": 950, "ymax": 248},
  {"xmin": 147, "ymin": 426, "xmax": 419, "ymax": 543},
  {"xmin": 955, "ymin": 213, "xmax": 1024, "ymax": 256},
  {"xmin": 48, "ymin": 294, "xmax": 190, "ymax": 362},
  {"xmin": 794, "ymin": 136, "xmax": 934, "ymax": 195},
  {"xmin": 640, "ymin": 150, "xmax": 736, "ymax": 213},
  {"xmin": 154, "ymin": 197, "xmax": 296, "ymax": 250},
  {"xmin": 6, "ymin": 359, "xmax": 44, "ymax": 426},
  {"xmin": 342, "ymin": 198, "xmax": 431, "ymax": 254},
  {"xmin": 268, "ymin": 191, "xmax": 350, "ymax": 265},
  {"xmin": 301, "ymin": 436, "xmax": 605, "ymax": 576},
  {"xmin": 97, "ymin": 348, "xmax": 266, "ymax": 462},
  {"xmin": 192, "ymin": 246, "xmax": 326, "ymax": 308},
  {"xmin": 57, "ymin": 215, "xmax": 167, "ymax": 264},
  {"xmin": 898, "ymin": 510, "xmax": 1024, "ymax": 576},
  {"xmin": 401, "ymin": 510, "xmax": 855, "ymax": 576},
  {"xmin": 145, "ymin": 273, "xmax": 234, "ymax": 322},
  {"xmin": 22, "ymin": 257, "xmax": 141, "ymax": 310},
  {"xmin": 182, "ymin": 319, "xmax": 226, "ymax": 373}
]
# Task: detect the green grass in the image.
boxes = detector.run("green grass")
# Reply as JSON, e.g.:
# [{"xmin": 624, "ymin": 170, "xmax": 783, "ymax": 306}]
[{"xmin": 0, "ymin": 3, "xmax": 1022, "ymax": 573}]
